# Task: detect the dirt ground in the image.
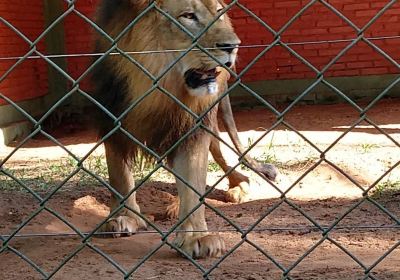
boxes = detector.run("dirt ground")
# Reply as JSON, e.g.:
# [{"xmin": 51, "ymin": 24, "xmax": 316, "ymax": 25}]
[{"xmin": 1, "ymin": 99, "xmax": 400, "ymax": 279}]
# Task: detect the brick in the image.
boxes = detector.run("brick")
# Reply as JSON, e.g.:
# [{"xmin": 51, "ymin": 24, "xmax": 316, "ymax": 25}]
[
  {"xmin": 301, "ymin": 28, "xmax": 329, "ymax": 35},
  {"xmin": 343, "ymin": 3, "xmax": 370, "ymax": 11},
  {"xmin": 361, "ymin": 67, "xmax": 390, "ymax": 75},
  {"xmin": 374, "ymin": 60, "xmax": 392, "ymax": 67},
  {"xmin": 329, "ymin": 26, "xmax": 356, "ymax": 34},
  {"xmin": 332, "ymin": 69, "xmax": 360, "ymax": 76},
  {"xmin": 346, "ymin": 61, "xmax": 374, "ymax": 68},
  {"xmin": 371, "ymin": 2, "xmax": 390, "ymax": 9},
  {"xmin": 277, "ymin": 72, "xmax": 306, "ymax": 79},
  {"xmin": 327, "ymin": 63, "xmax": 346, "ymax": 71},
  {"xmin": 318, "ymin": 48, "xmax": 343, "ymax": 57},
  {"xmin": 355, "ymin": 10, "xmax": 380, "ymax": 17},
  {"xmin": 316, "ymin": 20, "xmax": 344, "ymax": 27},
  {"xmin": 385, "ymin": 9, "xmax": 400, "ymax": 16},
  {"xmin": 274, "ymin": 1, "xmax": 301, "ymax": 8}
]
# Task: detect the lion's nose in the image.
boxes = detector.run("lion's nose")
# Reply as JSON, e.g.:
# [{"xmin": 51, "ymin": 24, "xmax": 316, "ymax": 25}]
[{"xmin": 216, "ymin": 43, "xmax": 238, "ymax": 54}]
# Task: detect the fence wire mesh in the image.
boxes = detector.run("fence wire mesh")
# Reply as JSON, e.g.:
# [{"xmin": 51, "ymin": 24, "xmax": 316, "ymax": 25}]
[{"xmin": 0, "ymin": 0, "xmax": 399, "ymax": 279}]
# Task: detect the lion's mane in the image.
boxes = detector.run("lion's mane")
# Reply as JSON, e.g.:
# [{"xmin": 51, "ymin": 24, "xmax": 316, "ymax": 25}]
[{"xmin": 92, "ymin": 1, "xmax": 219, "ymax": 159}]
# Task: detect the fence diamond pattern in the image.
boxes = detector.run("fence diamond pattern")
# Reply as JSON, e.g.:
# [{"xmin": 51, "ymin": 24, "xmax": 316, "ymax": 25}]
[{"xmin": 1, "ymin": 0, "xmax": 399, "ymax": 279}]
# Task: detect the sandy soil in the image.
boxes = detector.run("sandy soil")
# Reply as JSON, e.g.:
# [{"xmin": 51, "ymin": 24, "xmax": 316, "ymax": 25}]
[{"xmin": 1, "ymin": 99, "xmax": 400, "ymax": 279}]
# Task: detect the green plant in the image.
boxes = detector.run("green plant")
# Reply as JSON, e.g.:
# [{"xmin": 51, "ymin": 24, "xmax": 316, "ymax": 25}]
[
  {"xmin": 359, "ymin": 143, "xmax": 379, "ymax": 153},
  {"xmin": 208, "ymin": 162, "xmax": 221, "ymax": 172},
  {"xmin": 258, "ymin": 131, "xmax": 277, "ymax": 164},
  {"xmin": 372, "ymin": 180, "xmax": 400, "ymax": 198}
]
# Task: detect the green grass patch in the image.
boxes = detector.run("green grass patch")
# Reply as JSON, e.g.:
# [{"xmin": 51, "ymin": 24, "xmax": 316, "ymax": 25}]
[
  {"xmin": 371, "ymin": 180, "xmax": 400, "ymax": 198},
  {"xmin": 0, "ymin": 153, "xmax": 170, "ymax": 193}
]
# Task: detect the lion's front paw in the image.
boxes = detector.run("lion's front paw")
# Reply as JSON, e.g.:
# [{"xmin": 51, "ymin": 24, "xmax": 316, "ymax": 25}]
[
  {"xmin": 225, "ymin": 182, "xmax": 250, "ymax": 203},
  {"xmin": 99, "ymin": 215, "xmax": 147, "ymax": 238},
  {"xmin": 174, "ymin": 234, "xmax": 226, "ymax": 259}
]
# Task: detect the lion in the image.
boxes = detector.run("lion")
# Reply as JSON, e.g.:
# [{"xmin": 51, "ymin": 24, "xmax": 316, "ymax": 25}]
[{"xmin": 92, "ymin": 0, "xmax": 276, "ymax": 259}]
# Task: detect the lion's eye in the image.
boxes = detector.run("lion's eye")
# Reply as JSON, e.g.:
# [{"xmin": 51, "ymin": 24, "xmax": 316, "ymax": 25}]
[
  {"xmin": 180, "ymin": 12, "xmax": 198, "ymax": 21},
  {"xmin": 217, "ymin": 8, "xmax": 224, "ymax": 13}
]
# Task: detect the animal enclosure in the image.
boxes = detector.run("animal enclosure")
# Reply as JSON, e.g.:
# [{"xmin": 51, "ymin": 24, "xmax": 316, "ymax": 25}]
[{"xmin": 1, "ymin": 0, "xmax": 400, "ymax": 279}]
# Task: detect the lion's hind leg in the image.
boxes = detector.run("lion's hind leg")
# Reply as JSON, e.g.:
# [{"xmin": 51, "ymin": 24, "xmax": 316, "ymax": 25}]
[
  {"xmin": 209, "ymin": 134, "xmax": 251, "ymax": 204},
  {"xmin": 172, "ymin": 135, "xmax": 225, "ymax": 259},
  {"xmin": 99, "ymin": 141, "xmax": 147, "ymax": 237}
]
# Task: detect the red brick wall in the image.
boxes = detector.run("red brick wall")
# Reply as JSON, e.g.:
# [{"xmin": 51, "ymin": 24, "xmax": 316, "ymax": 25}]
[
  {"xmin": 0, "ymin": 0, "xmax": 48, "ymax": 105},
  {"xmin": 231, "ymin": 0, "xmax": 400, "ymax": 81},
  {"xmin": 63, "ymin": 0, "xmax": 98, "ymax": 91},
  {"xmin": 62, "ymin": 0, "xmax": 400, "ymax": 85},
  {"xmin": 1, "ymin": 0, "xmax": 399, "ymax": 105}
]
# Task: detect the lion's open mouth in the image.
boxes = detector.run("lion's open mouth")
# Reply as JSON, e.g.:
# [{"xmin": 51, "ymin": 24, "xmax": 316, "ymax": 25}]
[{"xmin": 184, "ymin": 68, "xmax": 221, "ymax": 95}]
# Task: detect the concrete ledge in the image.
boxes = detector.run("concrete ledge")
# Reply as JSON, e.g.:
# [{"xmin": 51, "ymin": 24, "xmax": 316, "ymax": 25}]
[
  {"xmin": 0, "ymin": 121, "xmax": 33, "ymax": 148},
  {"xmin": 0, "ymin": 95, "xmax": 49, "ymax": 128},
  {"xmin": 0, "ymin": 94, "xmax": 49, "ymax": 146},
  {"xmin": 1, "ymin": 74, "xmax": 399, "ymax": 146},
  {"xmin": 230, "ymin": 74, "xmax": 400, "ymax": 107}
]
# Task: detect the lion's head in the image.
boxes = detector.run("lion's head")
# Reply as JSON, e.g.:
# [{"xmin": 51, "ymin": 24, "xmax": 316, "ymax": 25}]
[
  {"xmin": 97, "ymin": 0, "xmax": 240, "ymax": 100},
  {"xmin": 158, "ymin": 0, "xmax": 241, "ymax": 96}
]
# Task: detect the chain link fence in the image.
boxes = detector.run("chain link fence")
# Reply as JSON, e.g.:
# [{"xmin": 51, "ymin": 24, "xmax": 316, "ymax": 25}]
[{"xmin": 1, "ymin": 0, "xmax": 400, "ymax": 279}]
